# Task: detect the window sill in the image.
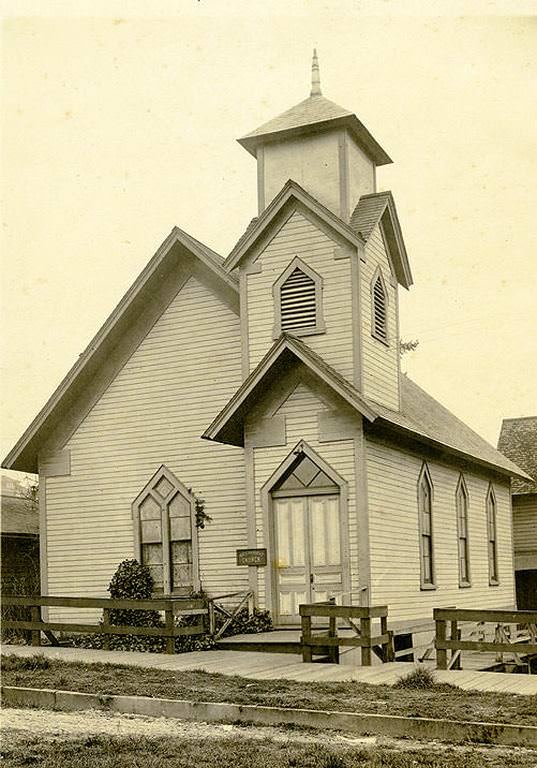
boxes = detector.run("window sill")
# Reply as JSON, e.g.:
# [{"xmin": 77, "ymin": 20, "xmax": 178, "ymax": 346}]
[
  {"xmin": 274, "ymin": 324, "xmax": 326, "ymax": 340},
  {"xmin": 420, "ymin": 583, "xmax": 437, "ymax": 591},
  {"xmin": 371, "ymin": 332, "xmax": 390, "ymax": 348}
]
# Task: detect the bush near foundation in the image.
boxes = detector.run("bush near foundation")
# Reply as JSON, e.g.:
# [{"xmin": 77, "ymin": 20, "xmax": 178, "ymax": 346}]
[{"xmin": 64, "ymin": 559, "xmax": 271, "ymax": 653}]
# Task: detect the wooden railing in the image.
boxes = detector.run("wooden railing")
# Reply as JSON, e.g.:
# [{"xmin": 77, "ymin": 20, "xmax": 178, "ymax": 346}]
[
  {"xmin": 2, "ymin": 595, "xmax": 208, "ymax": 654},
  {"xmin": 434, "ymin": 607, "xmax": 537, "ymax": 670},
  {"xmin": 300, "ymin": 603, "xmax": 393, "ymax": 666},
  {"xmin": 208, "ymin": 590, "xmax": 255, "ymax": 639}
]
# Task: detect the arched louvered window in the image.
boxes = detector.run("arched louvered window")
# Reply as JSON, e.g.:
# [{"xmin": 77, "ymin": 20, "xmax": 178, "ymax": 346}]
[
  {"xmin": 418, "ymin": 463, "xmax": 435, "ymax": 589},
  {"xmin": 371, "ymin": 269, "xmax": 388, "ymax": 344},
  {"xmin": 273, "ymin": 257, "xmax": 325, "ymax": 338},
  {"xmin": 281, "ymin": 268, "xmax": 316, "ymax": 331}
]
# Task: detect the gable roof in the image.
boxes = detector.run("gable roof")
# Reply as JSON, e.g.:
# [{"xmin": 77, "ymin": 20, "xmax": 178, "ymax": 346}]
[
  {"xmin": 203, "ymin": 333, "xmax": 378, "ymax": 446},
  {"xmin": 225, "ymin": 179, "xmax": 362, "ymax": 271},
  {"xmin": 203, "ymin": 333, "xmax": 531, "ymax": 482},
  {"xmin": 3, "ymin": 226, "xmax": 238, "ymax": 474},
  {"xmin": 497, "ymin": 417, "xmax": 537, "ymax": 494},
  {"xmin": 238, "ymin": 94, "xmax": 392, "ymax": 167},
  {"xmin": 350, "ymin": 191, "xmax": 413, "ymax": 289},
  {"xmin": 1, "ymin": 494, "xmax": 39, "ymax": 536},
  {"xmin": 369, "ymin": 376, "xmax": 531, "ymax": 481}
]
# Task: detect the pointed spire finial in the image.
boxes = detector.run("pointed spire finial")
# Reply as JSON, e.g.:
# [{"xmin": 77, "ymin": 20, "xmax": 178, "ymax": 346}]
[{"xmin": 311, "ymin": 48, "xmax": 322, "ymax": 97}]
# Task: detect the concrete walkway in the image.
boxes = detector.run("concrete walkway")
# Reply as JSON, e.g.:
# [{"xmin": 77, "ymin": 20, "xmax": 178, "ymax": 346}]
[{"xmin": 2, "ymin": 643, "xmax": 537, "ymax": 694}]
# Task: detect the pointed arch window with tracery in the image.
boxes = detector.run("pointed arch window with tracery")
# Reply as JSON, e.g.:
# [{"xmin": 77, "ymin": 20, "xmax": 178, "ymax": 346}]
[{"xmin": 132, "ymin": 466, "xmax": 199, "ymax": 595}]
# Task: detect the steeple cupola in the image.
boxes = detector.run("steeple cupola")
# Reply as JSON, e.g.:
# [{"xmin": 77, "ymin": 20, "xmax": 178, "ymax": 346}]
[{"xmin": 238, "ymin": 52, "xmax": 392, "ymax": 220}]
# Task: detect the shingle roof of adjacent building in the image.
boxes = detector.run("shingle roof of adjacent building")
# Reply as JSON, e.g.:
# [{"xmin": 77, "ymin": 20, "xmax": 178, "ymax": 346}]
[
  {"xmin": 497, "ymin": 417, "xmax": 537, "ymax": 494},
  {"xmin": 1, "ymin": 495, "xmax": 39, "ymax": 535},
  {"xmin": 238, "ymin": 94, "xmax": 392, "ymax": 166}
]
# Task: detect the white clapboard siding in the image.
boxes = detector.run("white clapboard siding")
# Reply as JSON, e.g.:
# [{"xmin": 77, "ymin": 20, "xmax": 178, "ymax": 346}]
[
  {"xmin": 250, "ymin": 382, "xmax": 359, "ymax": 611},
  {"xmin": 513, "ymin": 495, "xmax": 537, "ymax": 555},
  {"xmin": 45, "ymin": 276, "xmax": 247, "ymax": 622},
  {"xmin": 366, "ymin": 439, "xmax": 516, "ymax": 621},
  {"xmin": 247, "ymin": 211, "xmax": 354, "ymax": 380},
  {"xmin": 361, "ymin": 225, "xmax": 400, "ymax": 410}
]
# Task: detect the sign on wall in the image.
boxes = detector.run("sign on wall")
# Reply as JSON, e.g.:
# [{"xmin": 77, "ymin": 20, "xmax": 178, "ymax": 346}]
[{"xmin": 236, "ymin": 548, "xmax": 267, "ymax": 567}]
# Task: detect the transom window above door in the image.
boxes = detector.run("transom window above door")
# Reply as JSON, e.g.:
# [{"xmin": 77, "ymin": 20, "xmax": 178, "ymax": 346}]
[{"xmin": 272, "ymin": 453, "xmax": 338, "ymax": 494}]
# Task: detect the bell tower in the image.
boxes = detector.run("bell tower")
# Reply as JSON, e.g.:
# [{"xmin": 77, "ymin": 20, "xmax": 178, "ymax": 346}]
[{"xmin": 238, "ymin": 51, "xmax": 392, "ymax": 221}]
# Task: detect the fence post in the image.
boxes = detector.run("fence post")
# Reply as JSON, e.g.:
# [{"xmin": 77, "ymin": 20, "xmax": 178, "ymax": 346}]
[
  {"xmin": 301, "ymin": 613, "xmax": 312, "ymax": 663},
  {"xmin": 381, "ymin": 614, "xmax": 394, "ymax": 662},
  {"xmin": 102, "ymin": 608, "xmax": 110, "ymax": 651},
  {"xmin": 30, "ymin": 605, "xmax": 41, "ymax": 647},
  {"xmin": 360, "ymin": 614, "xmax": 372, "ymax": 666},
  {"xmin": 208, "ymin": 601, "xmax": 216, "ymax": 635},
  {"xmin": 165, "ymin": 605, "xmax": 175, "ymax": 654},
  {"xmin": 247, "ymin": 591, "xmax": 255, "ymax": 618},
  {"xmin": 450, "ymin": 619, "xmax": 459, "ymax": 669},
  {"xmin": 435, "ymin": 615, "xmax": 447, "ymax": 669},
  {"xmin": 328, "ymin": 603, "xmax": 338, "ymax": 664}
]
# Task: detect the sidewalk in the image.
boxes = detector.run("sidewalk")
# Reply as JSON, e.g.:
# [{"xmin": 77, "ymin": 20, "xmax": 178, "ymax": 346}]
[{"xmin": 3, "ymin": 643, "xmax": 537, "ymax": 694}]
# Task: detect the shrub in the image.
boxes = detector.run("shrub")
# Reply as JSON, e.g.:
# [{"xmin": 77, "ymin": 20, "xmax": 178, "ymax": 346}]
[
  {"xmin": 215, "ymin": 607, "xmax": 272, "ymax": 638},
  {"xmin": 394, "ymin": 665, "xmax": 437, "ymax": 690},
  {"xmin": 107, "ymin": 559, "xmax": 162, "ymax": 629}
]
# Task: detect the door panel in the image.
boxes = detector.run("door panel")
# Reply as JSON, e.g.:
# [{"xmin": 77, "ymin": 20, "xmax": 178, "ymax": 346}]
[
  {"xmin": 274, "ymin": 498, "xmax": 310, "ymax": 620},
  {"xmin": 273, "ymin": 494, "xmax": 342, "ymax": 624}
]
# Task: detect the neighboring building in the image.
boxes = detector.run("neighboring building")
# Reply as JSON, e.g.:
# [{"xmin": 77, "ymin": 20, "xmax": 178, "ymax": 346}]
[
  {"xmin": 2, "ymin": 55, "xmax": 529, "ymax": 625},
  {"xmin": 1, "ymin": 475, "xmax": 40, "ymax": 594},
  {"xmin": 498, "ymin": 417, "xmax": 537, "ymax": 609}
]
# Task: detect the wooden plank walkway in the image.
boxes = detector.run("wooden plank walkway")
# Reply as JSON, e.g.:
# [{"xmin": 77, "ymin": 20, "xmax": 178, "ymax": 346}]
[{"xmin": 3, "ymin": 643, "xmax": 536, "ymax": 694}]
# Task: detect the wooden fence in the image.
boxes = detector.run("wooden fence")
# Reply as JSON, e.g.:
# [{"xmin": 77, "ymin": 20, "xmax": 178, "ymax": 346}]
[
  {"xmin": 300, "ymin": 602, "xmax": 393, "ymax": 666},
  {"xmin": 2, "ymin": 595, "xmax": 208, "ymax": 654},
  {"xmin": 434, "ymin": 607, "xmax": 537, "ymax": 670}
]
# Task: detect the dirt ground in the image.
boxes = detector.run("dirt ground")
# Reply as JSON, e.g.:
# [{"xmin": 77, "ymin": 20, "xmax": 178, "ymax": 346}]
[
  {"xmin": 2, "ymin": 706, "xmax": 374, "ymax": 747},
  {"xmin": 3, "ymin": 706, "xmax": 537, "ymax": 764}
]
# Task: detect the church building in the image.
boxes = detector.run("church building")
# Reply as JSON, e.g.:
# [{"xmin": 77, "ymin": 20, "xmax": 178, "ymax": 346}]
[{"xmin": 3, "ymin": 54, "xmax": 529, "ymax": 625}]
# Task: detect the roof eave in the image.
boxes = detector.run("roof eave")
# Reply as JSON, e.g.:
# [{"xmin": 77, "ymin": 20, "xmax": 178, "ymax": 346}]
[
  {"xmin": 3, "ymin": 227, "xmax": 236, "ymax": 474},
  {"xmin": 238, "ymin": 115, "xmax": 392, "ymax": 166},
  {"xmin": 372, "ymin": 417, "xmax": 532, "ymax": 482}
]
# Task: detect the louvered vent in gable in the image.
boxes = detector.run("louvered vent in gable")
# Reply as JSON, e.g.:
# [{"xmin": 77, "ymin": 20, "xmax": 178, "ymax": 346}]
[
  {"xmin": 371, "ymin": 271, "xmax": 388, "ymax": 343},
  {"xmin": 273, "ymin": 257, "xmax": 325, "ymax": 339},
  {"xmin": 280, "ymin": 268, "xmax": 316, "ymax": 331}
]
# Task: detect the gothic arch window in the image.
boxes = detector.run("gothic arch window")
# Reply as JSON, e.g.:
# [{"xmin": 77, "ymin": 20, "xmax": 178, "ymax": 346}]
[
  {"xmin": 486, "ymin": 484, "xmax": 499, "ymax": 585},
  {"xmin": 456, "ymin": 475, "xmax": 471, "ymax": 587},
  {"xmin": 273, "ymin": 257, "xmax": 325, "ymax": 338},
  {"xmin": 132, "ymin": 466, "xmax": 199, "ymax": 595},
  {"xmin": 417, "ymin": 463, "xmax": 435, "ymax": 589},
  {"xmin": 371, "ymin": 267, "xmax": 389, "ymax": 344}
]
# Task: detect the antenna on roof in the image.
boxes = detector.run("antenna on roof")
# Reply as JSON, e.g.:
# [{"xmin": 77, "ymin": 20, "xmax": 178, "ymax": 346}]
[{"xmin": 311, "ymin": 48, "xmax": 322, "ymax": 97}]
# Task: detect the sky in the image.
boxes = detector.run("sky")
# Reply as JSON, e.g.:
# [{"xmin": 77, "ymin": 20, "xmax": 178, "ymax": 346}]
[{"xmin": 1, "ymin": 1, "xmax": 536, "ymax": 476}]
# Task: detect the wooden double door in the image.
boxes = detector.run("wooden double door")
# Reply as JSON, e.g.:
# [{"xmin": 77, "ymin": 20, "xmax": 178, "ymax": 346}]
[{"xmin": 273, "ymin": 493, "xmax": 343, "ymax": 624}]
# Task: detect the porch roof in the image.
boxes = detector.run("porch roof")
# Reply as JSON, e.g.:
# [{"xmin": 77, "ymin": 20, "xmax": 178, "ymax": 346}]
[{"xmin": 202, "ymin": 334, "xmax": 378, "ymax": 447}]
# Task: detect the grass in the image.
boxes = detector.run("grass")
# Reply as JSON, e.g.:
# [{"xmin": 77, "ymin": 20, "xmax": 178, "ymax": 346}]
[
  {"xmin": 2, "ymin": 654, "xmax": 537, "ymax": 726},
  {"xmin": 2, "ymin": 732, "xmax": 537, "ymax": 767}
]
